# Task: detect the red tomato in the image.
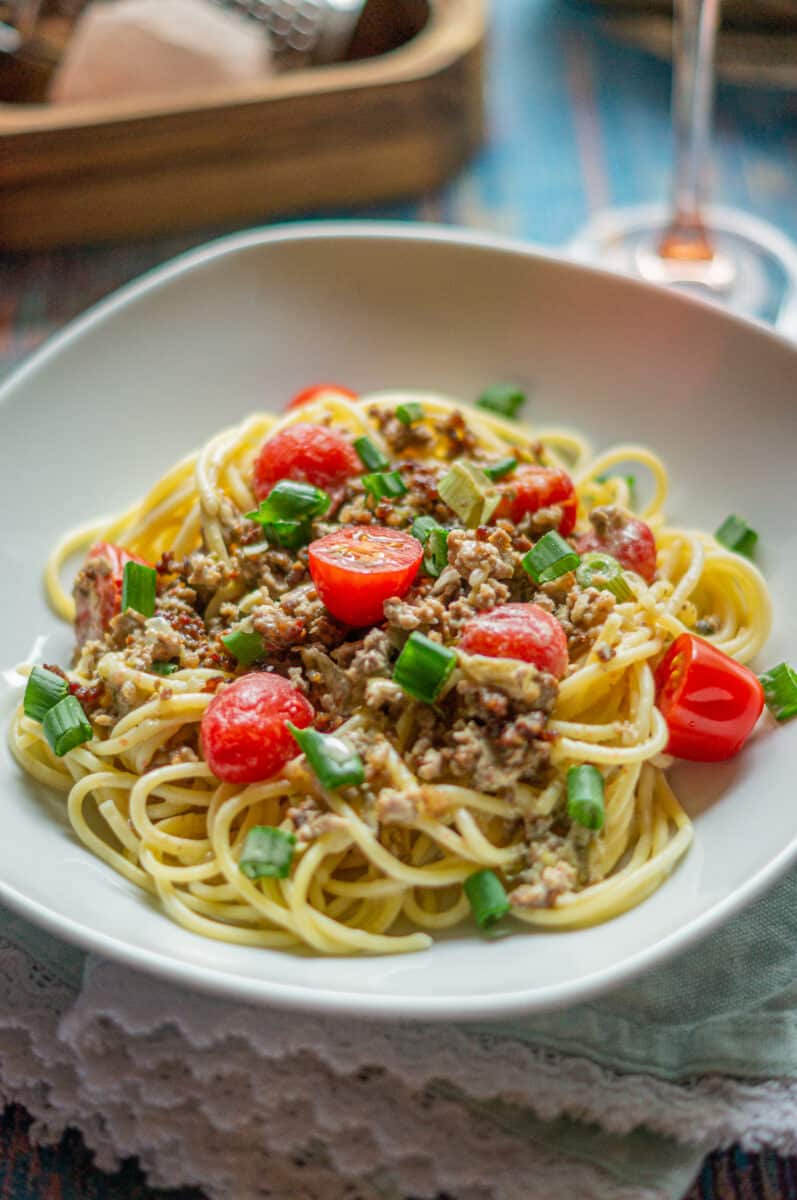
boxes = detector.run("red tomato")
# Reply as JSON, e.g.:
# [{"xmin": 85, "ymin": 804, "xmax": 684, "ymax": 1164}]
[
  {"xmin": 74, "ymin": 541, "xmax": 152, "ymax": 646},
  {"xmin": 495, "ymin": 466, "xmax": 577, "ymax": 535},
  {"xmin": 200, "ymin": 673, "xmax": 314, "ymax": 784},
  {"xmin": 654, "ymin": 633, "xmax": 764, "ymax": 762},
  {"xmin": 252, "ymin": 424, "xmax": 361, "ymax": 502},
  {"xmin": 576, "ymin": 516, "xmax": 657, "ymax": 583},
  {"xmin": 308, "ymin": 526, "xmax": 423, "ymax": 627},
  {"xmin": 286, "ymin": 384, "xmax": 357, "ymax": 412},
  {"xmin": 459, "ymin": 603, "xmax": 569, "ymax": 678}
]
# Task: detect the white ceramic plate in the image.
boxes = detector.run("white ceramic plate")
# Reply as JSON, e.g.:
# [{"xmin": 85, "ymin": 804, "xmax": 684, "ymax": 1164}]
[{"xmin": 2, "ymin": 223, "xmax": 796, "ymax": 1020}]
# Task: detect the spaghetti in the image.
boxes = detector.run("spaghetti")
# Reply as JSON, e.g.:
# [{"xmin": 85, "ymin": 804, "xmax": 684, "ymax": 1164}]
[{"xmin": 9, "ymin": 390, "xmax": 773, "ymax": 955}]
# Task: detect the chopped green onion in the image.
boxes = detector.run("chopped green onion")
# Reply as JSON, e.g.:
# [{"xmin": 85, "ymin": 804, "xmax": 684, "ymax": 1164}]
[
  {"xmin": 716, "ymin": 514, "xmax": 758, "ymax": 558},
  {"xmin": 759, "ymin": 663, "xmax": 797, "ymax": 722},
  {"xmin": 483, "ymin": 456, "xmax": 517, "ymax": 482},
  {"xmin": 567, "ymin": 764, "xmax": 605, "ymax": 831},
  {"xmin": 151, "ymin": 661, "xmax": 179, "ymax": 676},
  {"xmin": 246, "ymin": 480, "xmax": 330, "ymax": 527},
  {"xmin": 121, "ymin": 561, "xmax": 156, "ymax": 618},
  {"xmin": 42, "ymin": 695, "xmax": 92, "ymax": 758},
  {"xmin": 575, "ymin": 552, "xmax": 632, "ymax": 603},
  {"xmin": 476, "ymin": 384, "xmax": 525, "ymax": 419},
  {"xmin": 239, "ymin": 825, "xmax": 296, "ymax": 880},
  {"xmin": 362, "ymin": 470, "xmax": 407, "ymax": 501},
  {"xmin": 412, "ymin": 516, "xmax": 449, "ymax": 578},
  {"xmin": 287, "ymin": 722, "xmax": 365, "ymax": 790},
  {"xmin": 222, "ymin": 629, "xmax": 265, "ymax": 665},
  {"xmin": 262, "ymin": 520, "xmax": 312, "ymax": 550},
  {"xmin": 353, "ymin": 435, "xmax": 389, "ymax": 472},
  {"xmin": 597, "ymin": 472, "xmax": 637, "ymax": 506},
  {"xmin": 23, "ymin": 666, "xmax": 68, "ymax": 722},
  {"xmin": 392, "ymin": 632, "xmax": 456, "ymax": 704},
  {"xmin": 522, "ymin": 531, "xmax": 580, "ymax": 584},
  {"xmin": 464, "ymin": 869, "xmax": 511, "ymax": 929},
  {"xmin": 396, "ymin": 402, "xmax": 425, "ymax": 425},
  {"xmin": 438, "ymin": 461, "xmax": 500, "ymax": 528}
]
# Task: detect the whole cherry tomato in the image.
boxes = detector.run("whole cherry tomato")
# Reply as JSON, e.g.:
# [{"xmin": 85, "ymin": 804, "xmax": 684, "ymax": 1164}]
[
  {"xmin": 495, "ymin": 466, "xmax": 577, "ymax": 536},
  {"xmin": 459, "ymin": 603, "xmax": 569, "ymax": 678},
  {"xmin": 200, "ymin": 673, "xmax": 314, "ymax": 784},
  {"xmin": 308, "ymin": 526, "xmax": 423, "ymax": 627},
  {"xmin": 286, "ymin": 384, "xmax": 358, "ymax": 412},
  {"xmin": 252, "ymin": 424, "xmax": 361, "ymax": 502},
  {"xmin": 74, "ymin": 541, "xmax": 153, "ymax": 646},
  {"xmin": 576, "ymin": 512, "xmax": 657, "ymax": 583},
  {"xmin": 654, "ymin": 633, "xmax": 765, "ymax": 762}
]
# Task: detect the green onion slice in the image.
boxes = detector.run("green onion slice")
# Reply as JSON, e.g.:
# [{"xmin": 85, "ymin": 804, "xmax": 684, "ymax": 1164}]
[
  {"xmin": 396, "ymin": 402, "xmax": 425, "ymax": 425},
  {"xmin": 151, "ymin": 661, "xmax": 179, "ymax": 676},
  {"xmin": 42, "ymin": 694, "xmax": 92, "ymax": 758},
  {"xmin": 575, "ymin": 552, "xmax": 632, "ymax": 602},
  {"xmin": 483, "ymin": 456, "xmax": 517, "ymax": 482},
  {"xmin": 121, "ymin": 561, "xmax": 157, "ymax": 618},
  {"xmin": 287, "ymin": 723, "xmax": 365, "ymax": 790},
  {"xmin": 464, "ymin": 869, "xmax": 511, "ymax": 929},
  {"xmin": 246, "ymin": 480, "xmax": 330, "ymax": 527},
  {"xmin": 759, "ymin": 663, "xmax": 797, "ymax": 722},
  {"xmin": 476, "ymin": 384, "xmax": 526, "ymax": 419},
  {"xmin": 262, "ymin": 520, "xmax": 311, "ymax": 550},
  {"xmin": 522, "ymin": 531, "xmax": 580, "ymax": 584},
  {"xmin": 353, "ymin": 435, "xmax": 389, "ymax": 472},
  {"xmin": 716, "ymin": 514, "xmax": 758, "ymax": 558},
  {"xmin": 412, "ymin": 516, "xmax": 449, "ymax": 578},
  {"xmin": 222, "ymin": 629, "xmax": 265, "ymax": 665},
  {"xmin": 23, "ymin": 666, "xmax": 68, "ymax": 723},
  {"xmin": 239, "ymin": 825, "xmax": 296, "ymax": 880},
  {"xmin": 362, "ymin": 470, "xmax": 407, "ymax": 501},
  {"xmin": 438, "ymin": 461, "xmax": 500, "ymax": 528},
  {"xmin": 392, "ymin": 632, "xmax": 456, "ymax": 704},
  {"xmin": 567, "ymin": 764, "xmax": 605, "ymax": 831}
]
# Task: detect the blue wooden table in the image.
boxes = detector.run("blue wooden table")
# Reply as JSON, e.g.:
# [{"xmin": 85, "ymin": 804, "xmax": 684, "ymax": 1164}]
[{"xmin": 1, "ymin": 2, "xmax": 796, "ymax": 1195}]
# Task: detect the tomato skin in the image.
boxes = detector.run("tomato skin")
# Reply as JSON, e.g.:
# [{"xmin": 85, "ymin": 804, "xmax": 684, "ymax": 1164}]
[
  {"xmin": 286, "ymin": 384, "xmax": 357, "ymax": 412},
  {"xmin": 74, "ymin": 541, "xmax": 152, "ymax": 646},
  {"xmin": 495, "ymin": 466, "xmax": 577, "ymax": 535},
  {"xmin": 200, "ymin": 673, "xmax": 314, "ymax": 784},
  {"xmin": 459, "ymin": 603, "xmax": 569, "ymax": 678},
  {"xmin": 252, "ymin": 424, "xmax": 361, "ymax": 501},
  {"xmin": 576, "ymin": 516, "xmax": 657, "ymax": 583},
  {"xmin": 654, "ymin": 633, "xmax": 764, "ymax": 762},
  {"xmin": 308, "ymin": 526, "xmax": 423, "ymax": 627}
]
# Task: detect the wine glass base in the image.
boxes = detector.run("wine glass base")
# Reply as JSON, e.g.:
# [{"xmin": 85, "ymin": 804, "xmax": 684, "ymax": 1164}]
[{"xmin": 568, "ymin": 204, "xmax": 797, "ymax": 334}]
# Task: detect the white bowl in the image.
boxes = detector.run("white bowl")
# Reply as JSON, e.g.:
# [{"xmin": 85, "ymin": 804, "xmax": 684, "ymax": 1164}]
[{"xmin": 1, "ymin": 222, "xmax": 796, "ymax": 1019}]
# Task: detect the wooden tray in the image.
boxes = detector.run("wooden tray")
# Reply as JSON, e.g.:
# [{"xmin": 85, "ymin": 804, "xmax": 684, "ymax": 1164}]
[{"xmin": 0, "ymin": 0, "xmax": 486, "ymax": 250}]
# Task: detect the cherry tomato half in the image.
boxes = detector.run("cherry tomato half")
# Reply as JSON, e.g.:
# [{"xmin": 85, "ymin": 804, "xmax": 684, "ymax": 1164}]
[
  {"xmin": 308, "ymin": 526, "xmax": 423, "ymax": 627},
  {"xmin": 74, "ymin": 541, "xmax": 153, "ymax": 646},
  {"xmin": 286, "ymin": 384, "xmax": 358, "ymax": 412},
  {"xmin": 654, "ymin": 633, "xmax": 765, "ymax": 762},
  {"xmin": 576, "ymin": 515, "xmax": 657, "ymax": 583},
  {"xmin": 459, "ymin": 603, "xmax": 569, "ymax": 678},
  {"xmin": 200, "ymin": 673, "xmax": 314, "ymax": 784},
  {"xmin": 252, "ymin": 424, "xmax": 361, "ymax": 502},
  {"xmin": 494, "ymin": 466, "xmax": 577, "ymax": 536}
]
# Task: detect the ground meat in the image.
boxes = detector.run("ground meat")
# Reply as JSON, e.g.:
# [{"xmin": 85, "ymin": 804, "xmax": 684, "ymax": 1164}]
[
  {"xmin": 285, "ymin": 798, "xmax": 348, "ymax": 844},
  {"xmin": 509, "ymin": 861, "xmax": 577, "ymax": 909},
  {"xmin": 406, "ymin": 667, "xmax": 558, "ymax": 794},
  {"xmin": 695, "ymin": 614, "xmax": 720, "ymax": 635},
  {"xmin": 369, "ymin": 405, "xmax": 434, "ymax": 454},
  {"xmin": 251, "ymin": 602, "xmax": 308, "ymax": 654},
  {"xmin": 375, "ymin": 786, "xmax": 419, "ymax": 826},
  {"xmin": 383, "ymin": 593, "xmax": 447, "ymax": 633},
  {"xmin": 299, "ymin": 645, "xmax": 353, "ymax": 724},
  {"xmin": 530, "ymin": 582, "xmax": 615, "ymax": 662},
  {"xmin": 589, "ymin": 505, "xmax": 626, "ymax": 538}
]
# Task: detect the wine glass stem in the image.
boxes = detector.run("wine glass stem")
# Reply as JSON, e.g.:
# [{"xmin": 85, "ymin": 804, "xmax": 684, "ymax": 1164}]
[{"xmin": 662, "ymin": 0, "xmax": 721, "ymax": 256}]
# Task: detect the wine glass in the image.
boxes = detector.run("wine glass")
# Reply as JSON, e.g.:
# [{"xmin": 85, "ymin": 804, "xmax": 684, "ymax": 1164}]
[{"xmin": 569, "ymin": 0, "xmax": 797, "ymax": 333}]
